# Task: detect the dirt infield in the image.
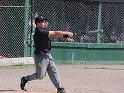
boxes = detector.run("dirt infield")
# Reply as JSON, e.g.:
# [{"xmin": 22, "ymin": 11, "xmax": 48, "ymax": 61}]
[{"xmin": 0, "ymin": 64, "xmax": 124, "ymax": 93}]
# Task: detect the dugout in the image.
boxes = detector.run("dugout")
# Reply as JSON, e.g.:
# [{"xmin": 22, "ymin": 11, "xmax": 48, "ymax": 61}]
[
  {"xmin": 51, "ymin": 42, "xmax": 124, "ymax": 64},
  {"xmin": 43, "ymin": 0, "xmax": 124, "ymax": 64}
]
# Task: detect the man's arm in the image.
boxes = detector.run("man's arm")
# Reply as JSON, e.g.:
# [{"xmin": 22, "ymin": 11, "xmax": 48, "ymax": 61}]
[{"xmin": 48, "ymin": 31, "xmax": 73, "ymax": 38}]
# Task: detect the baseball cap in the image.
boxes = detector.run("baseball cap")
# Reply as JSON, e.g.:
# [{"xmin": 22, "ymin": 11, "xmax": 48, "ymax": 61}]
[{"xmin": 35, "ymin": 16, "xmax": 48, "ymax": 24}]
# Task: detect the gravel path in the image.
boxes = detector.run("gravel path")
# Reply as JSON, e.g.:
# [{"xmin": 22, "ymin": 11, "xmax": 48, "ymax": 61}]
[{"xmin": 0, "ymin": 65, "xmax": 124, "ymax": 93}]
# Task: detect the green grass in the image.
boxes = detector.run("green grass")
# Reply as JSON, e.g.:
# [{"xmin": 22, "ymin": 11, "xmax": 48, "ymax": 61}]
[{"xmin": 0, "ymin": 64, "xmax": 34, "ymax": 69}]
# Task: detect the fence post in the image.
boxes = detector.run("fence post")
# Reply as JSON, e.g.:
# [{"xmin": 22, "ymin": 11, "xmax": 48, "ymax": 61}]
[
  {"xmin": 24, "ymin": 0, "xmax": 30, "ymax": 57},
  {"xmin": 97, "ymin": 1, "xmax": 102, "ymax": 43}
]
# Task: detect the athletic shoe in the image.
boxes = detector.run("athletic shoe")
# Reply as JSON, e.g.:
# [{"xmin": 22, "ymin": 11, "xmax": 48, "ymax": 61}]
[
  {"xmin": 57, "ymin": 88, "xmax": 66, "ymax": 93},
  {"xmin": 20, "ymin": 77, "xmax": 28, "ymax": 90}
]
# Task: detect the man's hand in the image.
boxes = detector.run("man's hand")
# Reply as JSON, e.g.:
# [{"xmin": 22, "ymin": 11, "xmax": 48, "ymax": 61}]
[
  {"xmin": 63, "ymin": 31, "xmax": 74, "ymax": 42},
  {"xmin": 63, "ymin": 31, "xmax": 73, "ymax": 38},
  {"xmin": 65, "ymin": 31, "xmax": 73, "ymax": 37},
  {"xmin": 64, "ymin": 38, "xmax": 74, "ymax": 42}
]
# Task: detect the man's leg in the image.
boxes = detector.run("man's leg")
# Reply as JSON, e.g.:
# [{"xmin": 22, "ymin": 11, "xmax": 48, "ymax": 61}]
[
  {"xmin": 26, "ymin": 54, "xmax": 49, "ymax": 80},
  {"xmin": 20, "ymin": 54, "xmax": 49, "ymax": 90},
  {"xmin": 47, "ymin": 53, "xmax": 66, "ymax": 93}
]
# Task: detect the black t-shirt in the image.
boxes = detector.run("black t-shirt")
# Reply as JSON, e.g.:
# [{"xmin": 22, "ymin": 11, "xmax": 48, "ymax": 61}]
[{"xmin": 34, "ymin": 27, "xmax": 51, "ymax": 55}]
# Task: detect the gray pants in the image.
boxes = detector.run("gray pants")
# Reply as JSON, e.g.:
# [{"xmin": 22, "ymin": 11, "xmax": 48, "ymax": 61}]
[{"xmin": 26, "ymin": 53, "xmax": 62, "ymax": 89}]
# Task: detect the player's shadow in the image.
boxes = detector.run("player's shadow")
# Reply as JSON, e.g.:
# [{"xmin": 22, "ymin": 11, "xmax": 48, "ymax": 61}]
[
  {"xmin": 0, "ymin": 90, "xmax": 15, "ymax": 92},
  {"xmin": 83, "ymin": 67, "xmax": 124, "ymax": 70}
]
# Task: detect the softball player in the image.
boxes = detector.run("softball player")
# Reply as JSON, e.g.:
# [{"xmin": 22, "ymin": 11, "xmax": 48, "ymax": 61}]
[{"xmin": 20, "ymin": 16, "xmax": 73, "ymax": 93}]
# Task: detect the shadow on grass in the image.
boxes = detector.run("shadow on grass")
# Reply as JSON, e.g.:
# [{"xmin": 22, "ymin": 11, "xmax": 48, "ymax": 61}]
[
  {"xmin": 0, "ymin": 89, "xmax": 15, "ymax": 92},
  {"xmin": 83, "ymin": 67, "xmax": 124, "ymax": 70}
]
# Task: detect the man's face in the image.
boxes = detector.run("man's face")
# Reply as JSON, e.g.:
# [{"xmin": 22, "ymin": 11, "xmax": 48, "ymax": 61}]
[{"xmin": 37, "ymin": 21, "xmax": 49, "ymax": 28}]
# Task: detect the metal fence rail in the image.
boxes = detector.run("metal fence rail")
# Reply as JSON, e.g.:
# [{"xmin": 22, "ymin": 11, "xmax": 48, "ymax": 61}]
[{"xmin": 1, "ymin": 0, "xmax": 124, "ymax": 57}]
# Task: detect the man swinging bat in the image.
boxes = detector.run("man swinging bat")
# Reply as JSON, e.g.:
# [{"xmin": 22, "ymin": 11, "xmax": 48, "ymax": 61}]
[{"xmin": 20, "ymin": 16, "xmax": 73, "ymax": 93}]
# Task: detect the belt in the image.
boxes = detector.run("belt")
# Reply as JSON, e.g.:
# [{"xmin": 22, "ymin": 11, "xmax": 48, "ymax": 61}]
[{"xmin": 40, "ymin": 50, "xmax": 50, "ymax": 54}]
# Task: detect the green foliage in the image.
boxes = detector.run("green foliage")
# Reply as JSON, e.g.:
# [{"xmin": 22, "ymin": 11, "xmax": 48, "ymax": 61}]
[{"xmin": 0, "ymin": 64, "xmax": 34, "ymax": 69}]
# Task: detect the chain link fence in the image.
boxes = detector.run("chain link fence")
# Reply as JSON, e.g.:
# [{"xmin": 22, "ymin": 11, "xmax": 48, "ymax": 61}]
[
  {"xmin": 33, "ymin": 0, "xmax": 124, "ymax": 43},
  {"xmin": 1, "ymin": 0, "xmax": 124, "ymax": 58},
  {"xmin": 0, "ymin": 0, "xmax": 32, "ymax": 58}
]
